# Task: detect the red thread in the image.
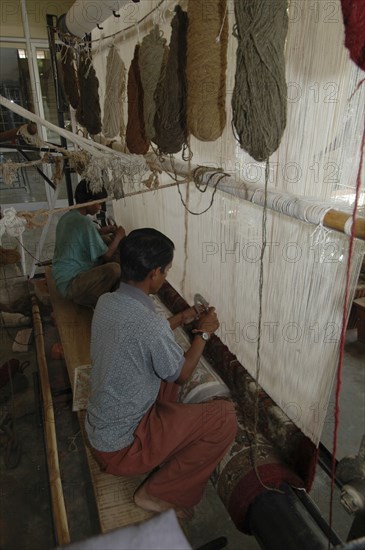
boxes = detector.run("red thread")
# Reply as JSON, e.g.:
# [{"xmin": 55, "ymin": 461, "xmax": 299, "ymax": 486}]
[{"xmin": 329, "ymin": 115, "xmax": 365, "ymax": 530}]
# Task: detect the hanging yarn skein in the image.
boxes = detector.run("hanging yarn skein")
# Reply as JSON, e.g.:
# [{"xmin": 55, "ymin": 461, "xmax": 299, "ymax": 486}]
[
  {"xmin": 186, "ymin": 0, "xmax": 228, "ymax": 142},
  {"xmin": 60, "ymin": 46, "xmax": 80, "ymax": 109},
  {"xmin": 153, "ymin": 5, "xmax": 189, "ymax": 155},
  {"xmin": 126, "ymin": 45, "xmax": 150, "ymax": 155},
  {"xmin": 102, "ymin": 45, "xmax": 126, "ymax": 139},
  {"xmin": 76, "ymin": 51, "xmax": 102, "ymax": 136},
  {"xmin": 232, "ymin": 0, "xmax": 288, "ymax": 162},
  {"xmin": 340, "ymin": 0, "xmax": 365, "ymax": 70},
  {"xmin": 138, "ymin": 25, "xmax": 167, "ymax": 141}
]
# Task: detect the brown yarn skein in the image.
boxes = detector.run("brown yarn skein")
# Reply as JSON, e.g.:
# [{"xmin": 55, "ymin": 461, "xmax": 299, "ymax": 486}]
[
  {"xmin": 76, "ymin": 52, "xmax": 102, "ymax": 136},
  {"xmin": 153, "ymin": 5, "xmax": 189, "ymax": 155},
  {"xmin": 60, "ymin": 46, "xmax": 80, "ymax": 109},
  {"xmin": 126, "ymin": 44, "xmax": 150, "ymax": 155},
  {"xmin": 186, "ymin": 0, "xmax": 228, "ymax": 142}
]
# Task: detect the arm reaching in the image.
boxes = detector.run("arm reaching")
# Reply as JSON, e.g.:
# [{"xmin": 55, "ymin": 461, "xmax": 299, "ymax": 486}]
[
  {"xmin": 176, "ymin": 307, "xmax": 219, "ymax": 384},
  {"xmin": 101, "ymin": 226, "xmax": 126, "ymax": 261}
]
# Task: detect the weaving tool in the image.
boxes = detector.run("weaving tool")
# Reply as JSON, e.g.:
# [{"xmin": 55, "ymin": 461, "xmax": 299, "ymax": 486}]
[{"xmin": 193, "ymin": 293, "xmax": 209, "ymax": 314}]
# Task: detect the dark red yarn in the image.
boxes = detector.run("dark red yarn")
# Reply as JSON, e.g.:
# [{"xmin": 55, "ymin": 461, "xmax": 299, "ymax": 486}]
[{"xmin": 341, "ymin": 0, "xmax": 365, "ymax": 70}]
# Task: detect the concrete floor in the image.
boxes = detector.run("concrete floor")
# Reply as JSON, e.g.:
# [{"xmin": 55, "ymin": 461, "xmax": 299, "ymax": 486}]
[{"xmin": 0, "ymin": 182, "xmax": 364, "ymax": 549}]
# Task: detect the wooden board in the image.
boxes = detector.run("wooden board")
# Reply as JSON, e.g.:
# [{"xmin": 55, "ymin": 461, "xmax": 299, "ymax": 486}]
[
  {"xmin": 45, "ymin": 267, "xmax": 92, "ymax": 389},
  {"xmin": 45, "ymin": 268, "xmax": 152, "ymax": 532},
  {"xmin": 78, "ymin": 411, "xmax": 153, "ymax": 532}
]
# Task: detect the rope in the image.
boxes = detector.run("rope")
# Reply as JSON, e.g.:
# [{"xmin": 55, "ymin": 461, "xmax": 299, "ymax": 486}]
[
  {"xmin": 186, "ymin": 0, "xmax": 228, "ymax": 141},
  {"xmin": 232, "ymin": 0, "xmax": 288, "ymax": 161},
  {"xmin": 176, "ymin": 168, "xmax": 229, "ymax": 215}
]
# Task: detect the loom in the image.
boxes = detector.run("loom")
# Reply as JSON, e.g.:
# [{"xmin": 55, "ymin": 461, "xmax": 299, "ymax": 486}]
[
  {"xmin": 1, "ymin": 0, "xmax": 364, "ymax": 547},
  {"xmin": 91, "ymin": 0, "xmax": 365, "ymax": 544}
]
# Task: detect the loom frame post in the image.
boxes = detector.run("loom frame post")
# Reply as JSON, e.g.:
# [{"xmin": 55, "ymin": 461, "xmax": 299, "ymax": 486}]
[{"xmin": 46, "ymin": 13, "xmax": 74, "ymax": 207}]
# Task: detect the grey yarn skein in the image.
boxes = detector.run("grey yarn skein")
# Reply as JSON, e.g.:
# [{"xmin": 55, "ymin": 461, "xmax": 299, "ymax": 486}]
[
  {"xmin": 139, "ymin": 25, "xmax": 167, "ymax": 141},
  {"xmin": 232, "ymin": 0, "xmax": 288, "ymax": 161}
]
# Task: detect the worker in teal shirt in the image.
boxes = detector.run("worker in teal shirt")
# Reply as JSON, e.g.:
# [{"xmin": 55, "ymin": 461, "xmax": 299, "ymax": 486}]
[{"xmin": 52, "ymin": 179, "xmax": 125, "ymax": 308}]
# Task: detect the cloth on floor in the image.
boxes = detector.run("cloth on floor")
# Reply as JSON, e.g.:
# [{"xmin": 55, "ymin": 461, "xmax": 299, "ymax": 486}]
[{"xmin": 57, "ymin": 509, "xmax": 192, "ymax": 550}]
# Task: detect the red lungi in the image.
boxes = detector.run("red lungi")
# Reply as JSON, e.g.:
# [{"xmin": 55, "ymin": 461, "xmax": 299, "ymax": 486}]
[{"xmin": 91, "ymin": 382, "xmax": 237, "ymax": 508}]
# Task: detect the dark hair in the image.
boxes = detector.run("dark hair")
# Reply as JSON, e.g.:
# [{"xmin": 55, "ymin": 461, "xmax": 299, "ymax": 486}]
[
  {"xmin": 74, "ymin": 179, "xmax": 107, "ymax": 204},
  {"xmin": 120, "ymin": 228, "xmax": 174, "ymax": 282}
]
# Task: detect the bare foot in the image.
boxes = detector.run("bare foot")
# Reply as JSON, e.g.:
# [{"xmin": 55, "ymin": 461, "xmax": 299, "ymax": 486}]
[{"xmin": 134, "ymin": 483, "xmax": 194, "ymax": 520}]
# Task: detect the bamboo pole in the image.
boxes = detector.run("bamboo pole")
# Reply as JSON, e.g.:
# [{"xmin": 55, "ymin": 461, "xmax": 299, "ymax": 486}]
[
  {"xmin": 323, "ymin": 209, "xmax": 365, "ymax": 240},
  {"xmin": 146, "ymin": 153, "xmax": 365, "ymax": 241},
  {"xmin": 31, "ymin": 295, "xmax": 70, "ymax": 546}
]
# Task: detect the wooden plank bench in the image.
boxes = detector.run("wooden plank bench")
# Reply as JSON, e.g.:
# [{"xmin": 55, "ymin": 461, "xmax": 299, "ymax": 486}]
[{"xmin": 45, "ymin": 267, "xmax": 153, "ymax": 533}]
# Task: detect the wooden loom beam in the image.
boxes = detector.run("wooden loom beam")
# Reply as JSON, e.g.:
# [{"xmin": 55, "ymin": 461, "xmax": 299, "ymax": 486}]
[
  {"xmin": 323, "ymin": 209, "xmax": 365, "ymax": 240},
  {"xmin": 145, "ymin": 153, "xmax": 365, "ymax": 241}
]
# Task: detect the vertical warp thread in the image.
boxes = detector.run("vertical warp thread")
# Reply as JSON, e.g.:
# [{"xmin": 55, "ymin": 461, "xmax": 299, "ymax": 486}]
[
  {"xmin": 186, "ymin": 0, "xmax": 228, "ymax": 141},
  {"xmin": 102, "ymin": 45, "xmax": 126, "ymax": 139},
  {"xmin": 126, "ymin": 45, "xmax": 150, "ymax": 155},
  {"xmin": 232, "ymin": 0, "xmax": 288, "ymax": 161},
  {"xmin": 139, "ymin": 25, "xmax": 167, "ymax": 141},
  {"xmin": 76, "ymin": 51, "xmax": 102, "ymax": 136},
  {"xmin": 153, "ymin": 5, "xmax": 189, "ymax": 155}
]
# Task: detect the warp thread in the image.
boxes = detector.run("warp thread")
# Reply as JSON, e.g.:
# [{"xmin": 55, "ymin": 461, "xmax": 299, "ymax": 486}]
[
  {"xmin": 341, "ymin": 0, "xmax": 365, "ymax": 70},
  {"xmin": 126, "ymin": 45, "xmax": 150, "ymax": 155},
  {"xmin": 60, "ymin": 46, "xmax": 80, "ymax": 109},
  {"xmin": 102, "ymin": 45, "xmax": 126, "ymax": 139},
  {"xmin": 76, "ymin": 52, "xmax": 102, "ymax": 135},
  {"xmin": 186, "ymin": 0, "xmax": 228, "ymax": 141},
  {"xmin": 232, "ymin": 0, "xmax": 288, "ymax": 161},
  {"xmin": 139, "ymin": 25, "xmax": 167, "ymax": 141},
  {"xmin": 153, "ymin": 5, "xmax": 189, "ymax": 155}
]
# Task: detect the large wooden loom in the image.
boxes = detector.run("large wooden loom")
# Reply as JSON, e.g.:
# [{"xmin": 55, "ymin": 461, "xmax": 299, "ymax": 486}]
[
  {"xmin": 92, "ymin": 0, "xmax": 365, "ymax": 446},
  {"xmin": 2, "ymin": 0, "xmax": 362, "ymax": 545},
  {"xmin": 90, "ymin": 0, "xmax": 364, "ymax": 533}
]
